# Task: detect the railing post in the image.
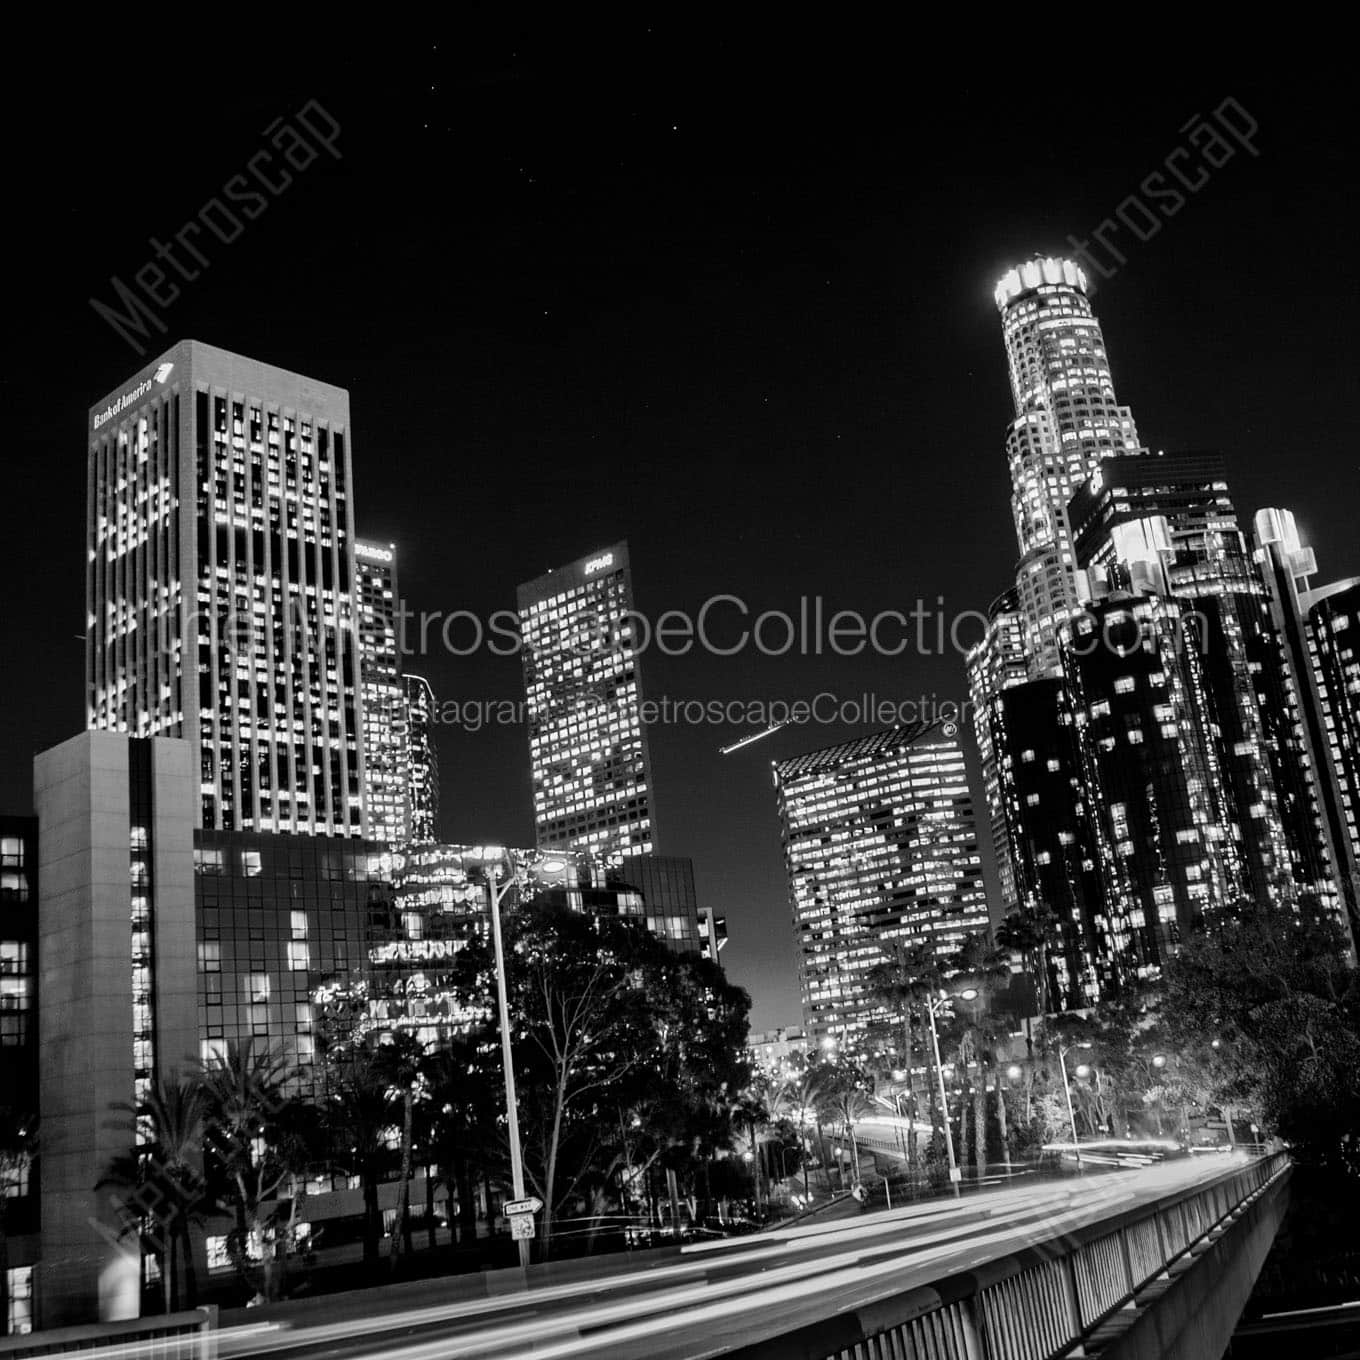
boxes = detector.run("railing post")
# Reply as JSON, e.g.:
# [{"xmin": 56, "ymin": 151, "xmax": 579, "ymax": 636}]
[{"xmin": 1118, "ymin": 1223, "xmax": 1136, "ymax": 1294}]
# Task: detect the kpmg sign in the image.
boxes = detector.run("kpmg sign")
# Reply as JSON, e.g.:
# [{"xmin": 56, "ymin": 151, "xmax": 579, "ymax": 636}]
[{"xmin": 91, "ymin": 362, "xmax": 174, "ymax": 432}]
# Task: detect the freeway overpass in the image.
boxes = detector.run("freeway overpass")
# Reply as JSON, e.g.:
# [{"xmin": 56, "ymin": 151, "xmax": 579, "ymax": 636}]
[{"xmin": 2, "ymin": 1151, "xmax": 1289, "ymax": 1360}]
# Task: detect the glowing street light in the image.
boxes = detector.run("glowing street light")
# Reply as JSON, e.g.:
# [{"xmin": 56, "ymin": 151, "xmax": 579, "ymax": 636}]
[
  {"xmin": 924, "ymin": 987, "xmax": 977, "ymax": 1195},
  {"xmin": 471, "ymin": 847, "xmax": 566, "ymax": 1269},
  {"xmin": 1006, "ymin": 1064, "xmax": 1023, "ymax": 1082}
]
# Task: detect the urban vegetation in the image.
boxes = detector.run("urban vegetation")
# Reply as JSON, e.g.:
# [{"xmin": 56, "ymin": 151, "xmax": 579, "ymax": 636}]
[{"xmin": 90, "ymin": 888, "xmax": 1360, "ymax": 1316}]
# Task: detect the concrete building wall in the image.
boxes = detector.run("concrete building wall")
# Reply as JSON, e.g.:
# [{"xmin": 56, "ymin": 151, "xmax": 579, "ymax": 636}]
[{"xmin": 33, "ymin": 732, "xmax": 199, "ymax": 1328}]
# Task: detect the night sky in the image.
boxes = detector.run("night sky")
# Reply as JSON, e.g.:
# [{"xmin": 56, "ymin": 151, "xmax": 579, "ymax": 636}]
[{"xmin": 5, "ymin": 31, "xmax": 1357, "ymax": 1028}]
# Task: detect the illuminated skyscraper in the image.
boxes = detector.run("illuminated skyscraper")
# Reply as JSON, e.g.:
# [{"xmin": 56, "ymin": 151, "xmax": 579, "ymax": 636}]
[
  {"xmin": 965, "ymin": 587, "xmax": 1029, "ymax": 915},
  {"xmin": 1255, "ymin": 509, "xmax": 1360, "ymax": 946},
  {"xmin": 990, "ymin": 676, "xmax": 1114, "ymax": 1010},
  {"xmin": 1068, "ymin": 453, "xmax": 1319, "ymax": 912},
  {"xmin": 402, "ymin": 674, "xmax": 440, "ymax": 843},
  {"xmin": 355, "ymin": 540, "xmax": 409, "ymax": 844},
  {"xmin": 994, "ymin": 258, "xmax": 1144, "ymax": 670},
  {"xmin": 86, "ymin": 341, "xmax": 366, "ymax": 836},
  {"xmin": 517, "ymin": 542, "xmax": 656, "ymax": 857},
  {"xmin": 774, "ymin": 722, "xmax": 987, "ymax": 1049},
  {"xmin": 1061, "ymin": 587, "xmax": 1248, "ymax": 971}
]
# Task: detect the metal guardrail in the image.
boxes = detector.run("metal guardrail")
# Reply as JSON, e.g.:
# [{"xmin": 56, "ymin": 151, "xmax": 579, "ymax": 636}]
[
  {"xmin": 730, "ymin": 1152, "xmax": 1291, "ymax": 1360},
  {"xmin": 0, "ymin": 1307, "xmax": 215, "ymax": 1359}
]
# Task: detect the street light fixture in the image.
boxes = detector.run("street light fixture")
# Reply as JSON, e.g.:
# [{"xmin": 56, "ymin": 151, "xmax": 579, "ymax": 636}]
[
  {"xmin": 924, "ymin": 987, "xmax": 976, "ymax": 1196},
  {"xmin": 1058, "ymin": 1042, "xmax": 1093, "ymax": 1170},
  {"xmin": 477, "ymin": 847, "xmax": 563, "ymax": 1270}
]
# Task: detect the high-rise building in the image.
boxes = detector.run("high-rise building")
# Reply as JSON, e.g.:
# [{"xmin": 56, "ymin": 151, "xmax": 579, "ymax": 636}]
[
  {"xmin": 517, "ymin": 542, "xmax": 656, "ymax": 858},
  {"xmin": 1306, "ymin": 581, "xmax": 1359, "ymax": 900},
  {"xmin": 964, "ymin": 588, "xmax": 1029, "ymax": 916},
  {"xmin": 606, "ymin": 853, "xmax": 703, "ymax": 954},
  {"xmin": 990, "ymin": 678, "xmax": 1115, "ymax": 1010},
  {"xmin": 773, "ymin": 722, "xmax": 987, "ymax": 1049},
  {"xmin": 1068, "ymin": 454, "xmax": 1304, "ymax": 901},
  {"xmin": 1061, "ymin": 587, "xmax": 1249, "ymax": 968},
  {"xmin": 194, "ymin": 828, "xmax": 392, "ymax": 1095},
  {"xmin": 1255, "ymin": 509, "xmax": 1360, "ymax": 946},
  {"xmin": 993, "ymin": 258, "xmax": 1144, "ymax": 670},
  {"xmin": 30, "ymin": 731, "xmax": 407, "ymax": 1322},
  {"xmin": 355, "ymin": 540, "xmax": 409, "ymax": 844},
  {"xmin": 86, "ymin": 341, "xmax": 366, "ymax": 838},
  {"xmin": 402, "ymin": 673, "xmax": 439, "ymax": 843},
  {"xmin": 1, "ymin": 813, "xmax": 38, "ymax": 1337},
  {"xmin": 33, "ymin": 733, "xmax": 199, "ymax": 1326}
]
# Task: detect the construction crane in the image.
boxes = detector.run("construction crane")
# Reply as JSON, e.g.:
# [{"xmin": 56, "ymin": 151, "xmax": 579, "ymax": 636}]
[{"xmin": 718, "ymin": 720, "xmax": 788, "ymax": 756}]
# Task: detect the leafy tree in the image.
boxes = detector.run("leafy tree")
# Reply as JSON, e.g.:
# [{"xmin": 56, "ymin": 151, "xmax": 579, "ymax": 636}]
[
  {"xmin": 506, "ymin": 903, "xmax": 752, "ymax": 1253},
  {"xmin": 1162, "ymin": 898, "xmax": 1360, "ymax": 1177}
]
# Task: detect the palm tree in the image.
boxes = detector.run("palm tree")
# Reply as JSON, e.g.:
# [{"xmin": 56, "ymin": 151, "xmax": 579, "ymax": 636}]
[
  {"xmin": 196, "ymin": 1039, "xmax": 296, "ymax": 1302},
  {"xmin": 321, "ymin": 1049, "xmax": 398, "ymax": 1267},
  {"xmin": 997, "ymin": 902, "xmax": 1056, "ymax": 1039},
  {"xmin": 1, "ymin": 1108, "xmax": 37, "ymax": 1337},
  {"xmin": 866, "ymin": 941, "xmax": 940, "ymax": 1164},
  {"xmin": 373, "ymin": 1032, "xmax": 425, "ymax": 1271},
  {"xmin": 803, "ymin": 1064, "xmax": 874, "ymax": 1191},
  {"xmin": 99, "ymin": 1075, "xmax": 209, "ymax": 1314},
  {"xmin": 949, "ymin": 932, "xmax": 1013, "ymax": 1180}
]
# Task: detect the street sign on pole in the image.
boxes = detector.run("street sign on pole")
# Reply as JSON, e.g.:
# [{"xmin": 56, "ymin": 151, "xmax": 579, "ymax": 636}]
[
  {"xmin": 509, "ymin": 1213, "xmax": 535, "ymax": 1241},
  {"xmin": 505, "ymin": 1197, "xmax": 543, "ymax": 1217}
]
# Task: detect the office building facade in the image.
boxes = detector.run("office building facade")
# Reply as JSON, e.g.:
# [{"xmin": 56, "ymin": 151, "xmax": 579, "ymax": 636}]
[
  {"xmin": 1061, "ymin": 589, "xmax": 1248, "ymax": 966},
  {"xmin": 1067, "ymin": 453, "xmax": 1310, "ymax": 912},
  {"xmin": 1255, "ymin": 509, "xmax": 1360, "ymax": 944},
  {"xmin": 517, "ymin": 542, "xmax": 656, "ymax": 857},
  {"xmin": 774, "ymin": 722, "xmax": 987, "ymax": 1049},
  {"xmin": 994, "ymin": 258, "xmax": 1145, "ymax": 671},
  {"xmin": 990, "ymin": 678, "xmax": 1115, "ymax": 1009},
  {"xmin": 355, "ymin": 541, "xmax": 409, "ymax": 844},
  {"xmin": 964, "ymin": 588, "xmax": 1029, "ymax": 917},
  {"xmin": 33, "ymin": 733, "xmax": 199, "ymax": 1327},
  {"xmin": 1, "ymin": 814, "xmax": 39, "ymax": 1337},
  {"xmin": 402, "ymin": 674, "xmax": 439, "ymax": 842},
  {"xmin": 86, "ymin": 341, "xmax": 366, "ymax": 839}
]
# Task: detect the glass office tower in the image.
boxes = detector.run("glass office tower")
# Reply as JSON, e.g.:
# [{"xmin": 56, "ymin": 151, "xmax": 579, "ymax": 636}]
[
  {"xmin": 86, "ymin": 341, "xmax": 366, "ymax": 837},
  {"xmin": 517, "ymin": 542, "xmax": 656, "ymax": 857},
  {"xmin": 774, "ymin": 722, "xmax": 987, "ymax": 1050},
  {"xmin": 355, "ymin": 540, "xmax": 409, "ymax": 844},
  {"xmin": 402, "ymin": 674, "xmax": 440, "ymax": 843},
  {"xmin": 994, "ymin": 258, "xmax": 1144, "ymax": 670}
]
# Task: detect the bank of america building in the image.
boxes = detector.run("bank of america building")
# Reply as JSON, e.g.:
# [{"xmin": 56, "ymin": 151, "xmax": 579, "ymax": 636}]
[{"xmin": 86, "ymin": 340, "xmax": 366, "ymax": 836}]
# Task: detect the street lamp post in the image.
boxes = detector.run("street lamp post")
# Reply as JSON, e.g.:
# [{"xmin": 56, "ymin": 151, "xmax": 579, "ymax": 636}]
[
  {"xmin": 1058, "ymin": 1043, "xmax": 1092, "ymax": 1171},
  {"xmin": 924, "ymin": 992, "xmax": 966, "ymax": 1196},
  {"xmin": 485, "ymin": 856, "xmax": 532, "ymax": 1269}
]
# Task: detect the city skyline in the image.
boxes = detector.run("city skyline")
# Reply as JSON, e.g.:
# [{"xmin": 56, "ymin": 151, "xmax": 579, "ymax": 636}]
[{"xmin": 6, "ymin": 55, "xmax": 1358, "ymax": 1030}]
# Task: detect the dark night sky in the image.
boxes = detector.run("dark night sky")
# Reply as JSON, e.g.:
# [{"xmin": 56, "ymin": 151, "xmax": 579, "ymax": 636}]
[{"xmin": 4, "ymin": 30, "xmax": 1357, "ymax": 1028}]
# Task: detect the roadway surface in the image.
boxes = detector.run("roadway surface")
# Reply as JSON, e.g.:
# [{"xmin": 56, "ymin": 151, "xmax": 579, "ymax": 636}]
[{"xmin": 119, "ymin": 1154, "xmax": 1254, "ymax": 1360}]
